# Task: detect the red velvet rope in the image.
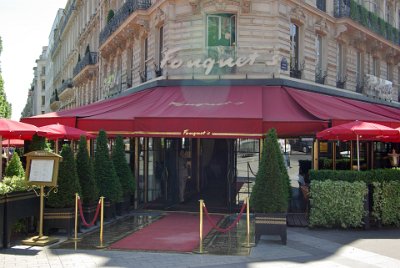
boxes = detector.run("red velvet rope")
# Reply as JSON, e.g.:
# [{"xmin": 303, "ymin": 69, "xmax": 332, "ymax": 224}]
[
  {"xmin": 202, "ymin": 202, "xmax": 247, "ymax": 233},
  {"xmin": 78, "ymin": 198, "xmax": 101, "ymax": 227}
]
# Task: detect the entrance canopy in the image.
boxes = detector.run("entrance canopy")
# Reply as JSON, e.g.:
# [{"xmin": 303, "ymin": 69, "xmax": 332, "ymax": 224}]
[{"xmin": 22, "ymin": 86, "xmax": 400, "ymax": 138}]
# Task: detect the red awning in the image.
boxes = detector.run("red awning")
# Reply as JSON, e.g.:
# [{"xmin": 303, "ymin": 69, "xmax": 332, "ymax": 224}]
[{"xmin": 21, "ymin": 85, "xmax": 400, "ymax": 138}]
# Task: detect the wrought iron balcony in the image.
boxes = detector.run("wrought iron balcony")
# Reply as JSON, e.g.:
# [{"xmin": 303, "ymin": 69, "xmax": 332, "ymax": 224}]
[
  {"xmin": 290, "ymin": 59, "xmax": 304, "ymax": 79},
  {"xmin": 73, "ymin": 52, "xmax": 98, "ymax": 77},
  {"xmin": 99, "ymin": 0, "xmax": 152, "ymax": 46},
  {"xmin": 58, "ymin": 79, "xmax": 73, "ymax": 96},
  {"xmin": 336, "ymin": 74, "xmax": 347, "ymax": 89},
  {"xmin": 334, "ymin": 0, "xmax": 400, "ymax": 45},
  {"xmin": 315, "ymin": 69, "xmax": 327, "ymax": 84}
]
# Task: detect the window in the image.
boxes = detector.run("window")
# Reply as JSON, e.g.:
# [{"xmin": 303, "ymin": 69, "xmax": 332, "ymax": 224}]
[
  {"xmin": 290, "ymin": 23, "xmax": 301, "ymax": 78},
  {"xmin": 372, "ymin": 57, "xmax": 379, "ymax": 77},
  {"xmin": 315, "ymin": 34, "xmax": 325, "ymax": 84},
  {"xmin": 336, "ymin": 43, "xmax": 346, "ymax": 88},
  {"xmin": 156, "ymin": 26, "xmax": 164, "ymax": 77},
  {"xmin": 387, "ymin": 62, "xmax": 393, "ymax": 81},
  {"xmin": 41, "ymin": 67, "xmax": 46, "ymax": 76},
  {"xmin": 356, "ymin": 51, "xmax": 364, "ymax": 93},
  {"xmin": 41, "ymin": 80, "xmax": 46, "ymax": 91},
  {"xmin": 140, "ymin": 37, "xmax": 148, "ymax": 82},
  {"xmin": 316, "ymin": 0, "xmax": 326, "ymax": 12},
  {"xmin": 207, "ymin": 14, "xmax": 236, "ymax": 47},
  {"xmin": 41, "ymin": 96, "xmax": 45, "ymax": 106}
]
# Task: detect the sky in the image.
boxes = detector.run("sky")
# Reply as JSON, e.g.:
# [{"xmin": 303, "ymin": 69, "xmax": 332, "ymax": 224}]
[{"xmin": 0, "ymin": 0, "xmax": 68, "ymax": 120}]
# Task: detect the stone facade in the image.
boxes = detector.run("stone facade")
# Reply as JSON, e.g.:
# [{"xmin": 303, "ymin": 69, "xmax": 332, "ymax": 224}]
[{"xmin": 45, "ymin": 0, "xmax": 400, "ymax": 112}]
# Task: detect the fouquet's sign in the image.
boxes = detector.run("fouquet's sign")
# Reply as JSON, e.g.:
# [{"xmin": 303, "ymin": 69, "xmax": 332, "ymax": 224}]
[
  {"xmin": 364, "ymin": 74, "xmax": 393, "ymax": 100},
  {"xmin": 160, "ymin": 47, "xmax": 259, "ymax": 75},
  {"xmin": 182, "ymin": 129, "xmax": 212, "ymax": 137}
]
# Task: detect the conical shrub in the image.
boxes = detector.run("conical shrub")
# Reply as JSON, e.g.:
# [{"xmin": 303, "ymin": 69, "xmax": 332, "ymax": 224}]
[
  {"xmin": 94, "ymin": 130, "xmax": 122, "ymax": 203},
  {"xmin": 47, "ymin": 144, "xmax": 81, "ymax": 208},
  {"xmin": 5, "ymin": 152, "xmax": 25, "ymax": 178},
  {"xmin": 111, "ymin": 136, "xmax": 135, "ymax": 196},
  {"xmin": 250, "ymin": 128, "xmax": 290, "ymax": 213},
  {"xmin": 76, "ymin": 136, "xmax": 99, "ymax": 204}
]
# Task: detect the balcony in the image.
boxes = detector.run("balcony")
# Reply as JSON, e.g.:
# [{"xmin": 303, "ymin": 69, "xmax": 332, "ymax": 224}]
[
  {"xmin": 58, "ymin": 79, "xmax": 73, "ymax": 96},
  {"xmin": 73, "ymin": 52, "xmax": 98, "ymax": 77},
  {"xmin": 99, "ymin": 0, "xmax": 152, "ymax": 46},
  {"xmin": 334, "ymin": 0, "xmax": 399, "ymax": 45}
]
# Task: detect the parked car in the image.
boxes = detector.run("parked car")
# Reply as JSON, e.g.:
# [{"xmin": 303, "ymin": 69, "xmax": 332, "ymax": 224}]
[{"xmin": 290, "ymin": 139, "xmax": 313, "ymax": 153}]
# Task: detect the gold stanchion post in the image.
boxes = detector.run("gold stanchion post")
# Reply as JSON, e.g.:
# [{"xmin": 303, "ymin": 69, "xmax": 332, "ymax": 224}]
[
  {"xmin": 22, "ymin": 186, "xmax": 59, "ymax": 246},
  {"xmin": 96, "ymin": 196, "xmax": 106, "ymax": 248},
  {"xmin": 242, "ymin": 197, "xmax": 255, "ymax": 247},
  {"xmin": 193, "ymin": 199, "xmax": 207, "ymax": 254},
  {"xmin": 71, "ymin": 193, "xmax": 81, "ymax": 241}
]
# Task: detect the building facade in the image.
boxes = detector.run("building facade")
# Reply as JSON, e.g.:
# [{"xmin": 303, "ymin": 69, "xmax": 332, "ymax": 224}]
[{"xmin": 27, "ymin": 0, "xmax": 400, "ymax": 210}]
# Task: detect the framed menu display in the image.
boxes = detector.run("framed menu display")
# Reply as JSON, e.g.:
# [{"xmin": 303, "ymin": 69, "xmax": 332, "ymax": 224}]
[{"xmin": 25, "ymin": 151, "xmax": 62, "ymax": 187}]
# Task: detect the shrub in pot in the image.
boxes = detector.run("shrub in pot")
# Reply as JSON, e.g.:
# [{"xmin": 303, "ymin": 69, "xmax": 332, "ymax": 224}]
[
  {"xmin": 45, "ymin": 144, "xmax": 81, "ymax": 237},
  {"xmin": 250, "ymin": 128, "xmax": 290, "ymax": 245},
  {"xmin": 5, "ymin": 152, "xmax": 25, "ymax": 178},
  {"xmin": 112, "ymin": 136, "xmax": 135, "ymax": 214},
  {"xmin": 76, "ymin": 136, "xmax": 99, "ymax": 225},
  {"xmin": 0, "ymin": 176, "xmax": 39, "ymax": 248},
  {"xmin": 94, "ymin": 130, "xmax": 122, "ymax": 219}
]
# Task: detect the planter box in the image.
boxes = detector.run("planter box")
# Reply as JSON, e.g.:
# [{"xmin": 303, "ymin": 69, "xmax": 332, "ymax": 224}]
[
  {"xmin": 2, "ymin": 191, "xmax": 39, "ymax": 248},
  {"xmin": 0, "ymin": 195, "xmax": 5, "ymax": 248},
  {"xmin": 255, "ymin": 213, "xmax": 287, "ymax": 245},
  {"xmin": 44, "ymin": 207, "xmax": 77, "ymax": 238}
]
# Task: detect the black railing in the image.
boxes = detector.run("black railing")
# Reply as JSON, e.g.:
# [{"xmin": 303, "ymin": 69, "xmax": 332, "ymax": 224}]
[
  {"xmin": 336, "ymin": 74, "xmax": 347, "ymax": 89},
  {"xmin": 356, "ymin": 77, "xmax": 364, "ymax": 93},
  {"xmin": 333, "ymin": 0, "xmax": 400, "ymax": 45},
  {"xmin": 315, "ymin": 69, "xmax": 327, "ymax": 84},
  {"xmin": 73, "ymin": 52, "xmax": 98, "ymax": 77},
  {"xmin": 316, "ymin": 0, "xmax": 326, "ymax": 12},
  {"xmin": 58, "ymin": 79, "xmax": 73, "ymax": 96},
  {"xmin": 99, "ymin": 0, "xmax": 152, "ymax": 46},
  {"xmin": 290, "ymin": 60, "xmax": 304, "ymax": 79}
]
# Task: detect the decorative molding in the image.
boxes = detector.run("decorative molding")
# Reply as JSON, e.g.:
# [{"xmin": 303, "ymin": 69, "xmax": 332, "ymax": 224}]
[
  {"xmin": 189, "ymin": 0, "xmax": 201, "ymax": 14},
  {"xmin": 314, "ymin": 17, "xmax": 328, "ymax": 36},
  {"xmin": 154, "ymin": 8, "xmax": 165, "ymax": 27},
  {"xmin": 241, "ymin": 0, "xmax": 251, "ymax": 13},
  {"xmin": 289, "ymin": 6, "xmax": 306, "ymax": 26}
]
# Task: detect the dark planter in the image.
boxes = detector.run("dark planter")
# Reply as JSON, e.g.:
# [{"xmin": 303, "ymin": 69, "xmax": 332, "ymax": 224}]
[
  {"xmin": 44, "ymin": 207, "xmax": 77, "ymax": 238},
  {"xmin": 104, "ymin": 200, "xmax": 116, "ymax": 220},
  {"xmin": 255, "ymin": 213, "xmax": 287, "ymax": 245},
  {"xmin": 81, "ymin": 203, "xmax": 99, "ymax": 228},
  {"xmin": 0, "ymin": 195, "xmax": 5, "ymax": 248},
  {"xmin": 2, "ymin": 191, "xmax": 39, "ymax": 248}
]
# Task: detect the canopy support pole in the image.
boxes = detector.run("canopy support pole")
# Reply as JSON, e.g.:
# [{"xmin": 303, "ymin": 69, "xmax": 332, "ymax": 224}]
[{"xmin": 357, "ymin": 135, "xmax": 360, "ymax": 171}]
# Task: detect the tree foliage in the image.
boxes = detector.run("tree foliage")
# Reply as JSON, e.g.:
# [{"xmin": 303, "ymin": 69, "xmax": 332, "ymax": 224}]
[
  {"xmin": 112, "ymin": 136, "xmax": 135, "ymax": 196},
  {"xmin": 0, "ymin": 36, "xmax": 12, "ymax": 119},
  {"xmin": 250, "ymin": 128, "xmax": 290, "ymax": 213},
  {"xmin": 5, "ymin": 152, "xmax": 25, "ymax": 178},
  {"xmin": 27, "ymin": 134, "xmax": 51, "ymax": 152},
  {"xmin": 94, "ymin": 130, "xmax": 122, "ymax": 202},
  {"xmin": 47, "ymin": 144, "xmax": 81, "ymax": 208},
  {"xmin": 76, "ymin": 136, "xmax": 99, "ymax": 204}
]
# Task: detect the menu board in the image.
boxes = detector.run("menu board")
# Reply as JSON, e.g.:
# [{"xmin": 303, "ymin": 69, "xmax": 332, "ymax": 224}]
[{"xmin": 29, "ymin": 159, "xmax": 55, "ymax": 183}]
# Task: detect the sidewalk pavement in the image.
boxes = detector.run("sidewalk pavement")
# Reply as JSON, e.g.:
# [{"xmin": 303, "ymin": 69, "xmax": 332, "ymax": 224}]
[{"xmin": 1, "ymin": 227, "xmax": 400, "ymax": 268}]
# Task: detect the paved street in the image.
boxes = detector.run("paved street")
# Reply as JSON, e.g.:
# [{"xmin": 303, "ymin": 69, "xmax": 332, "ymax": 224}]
[{"xmin": 2, "ymin": 227, "xmax": 400, "ymax": 268}]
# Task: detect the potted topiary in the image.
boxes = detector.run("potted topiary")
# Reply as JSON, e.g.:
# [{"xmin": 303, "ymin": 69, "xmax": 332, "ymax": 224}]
[
  {"xmin": 250, "ymin": 128, "xmax": 290, "ymax": 245},
  {"xmin": 94, "ymin": 130, "xmax": 122, "ymax": 219},
  {"xmin": 112, "ymin": 136, "xmax": 135, "ymax": 214},
  {"xmin": 44, "ymin": 144, "xmax": 82, "ymax": 237},
  {"xmin": 76, "ymin": 136, "xmax": 99, "ymax": 226},
  {"xmin": 5, "ymin": 152, "xmax": 25, "ymax": 178}
]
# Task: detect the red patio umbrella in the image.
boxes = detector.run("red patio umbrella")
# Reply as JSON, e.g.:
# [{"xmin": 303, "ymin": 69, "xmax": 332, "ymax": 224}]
[
  {"xmin": 0, "ymin": 118, "xmax": 46, "ymax": 177},
  {"xmin": 38, "ymin": 123, "xmax": 95, "ymax": 140},
  {"xmin": 2, "ymin": 139, "xmax": 25, "ymax": 147},
  {"xmin": 316, "ymin": 121, "xmax": 399, "ymax": 170}
]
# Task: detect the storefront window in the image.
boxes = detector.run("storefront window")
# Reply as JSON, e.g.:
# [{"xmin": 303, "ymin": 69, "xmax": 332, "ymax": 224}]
[
  {"xmin": 138, "ymin": 137, "xmax": 145, "ymax": 203},
  {"xmin": 147, "ymin": 138, "xmax": 164, "ymax": 202}
]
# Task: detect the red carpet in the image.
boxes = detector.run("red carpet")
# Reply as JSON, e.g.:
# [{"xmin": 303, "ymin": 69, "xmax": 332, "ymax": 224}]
[{"xmin": 109, "ymin": 212, "xmax": 223, "ymax": 252}]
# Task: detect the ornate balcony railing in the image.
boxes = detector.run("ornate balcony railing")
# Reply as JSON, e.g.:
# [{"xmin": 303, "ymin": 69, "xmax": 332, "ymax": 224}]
[
  {"xmin": 334, "ymin": 0, "xmax": 400, "ymax": 45},
  {"xmin": 290, "ymin": 59, "xmax": 304, "ymax": 79},
  {"xmin": 58, "ymin": 79, "xmax": 73, "ymax": 96},
  {"xmin": 73, "ymin": 52, "xmax": 98, "ymax": 77},
  {"xmin": 99, "ymin": 0, "xmax": 152, "ymax": 46},
  {"xmin": 315, "ymin": 69, "xmax": 327, "ymax": 84}
]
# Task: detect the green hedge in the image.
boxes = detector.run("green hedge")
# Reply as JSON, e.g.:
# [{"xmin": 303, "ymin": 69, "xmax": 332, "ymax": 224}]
[
  {"xmin": 309, "ymin": 169, "xmax": 400, "ymax": 183},
  {"xmin": 309, "ymin": 180, "xmax": 367, "ymax": 228},
  {"xmin": 372, "ymin": 181, "xmax": 400, "ymax": 227}
]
